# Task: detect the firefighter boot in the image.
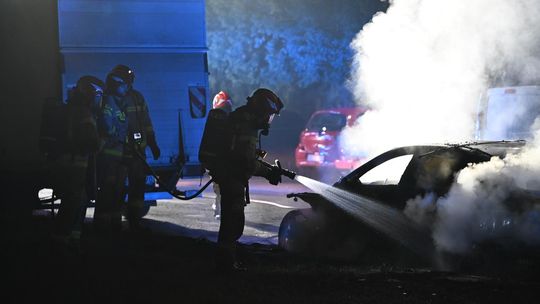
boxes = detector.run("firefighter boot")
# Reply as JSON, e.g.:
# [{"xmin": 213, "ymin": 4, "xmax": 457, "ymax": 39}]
[{"xmin": 215, "ymin": 245, "xmax": 246, "ymax": 273}]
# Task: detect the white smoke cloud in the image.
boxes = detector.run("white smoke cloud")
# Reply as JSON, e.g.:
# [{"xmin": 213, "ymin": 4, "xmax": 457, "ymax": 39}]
[
  {"xmin": 347, "ymin": 0, "xmax": 540, "ymax": 254},
  {"xmin": 343, "ymin": 0, "xmax": 540, "ymax": 157},
  {"xmin": 402, "ymin": 128, "xmax": 540, "ymax": 254},
  {"xmin": 434, "ymin": 140, "xmax": 540, "ymax": 254}
]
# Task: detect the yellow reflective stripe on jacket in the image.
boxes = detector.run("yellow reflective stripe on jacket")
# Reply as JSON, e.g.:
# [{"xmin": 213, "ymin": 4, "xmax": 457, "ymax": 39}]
[
  {"xmin": 125, "ymin": 105, "xmax": 145, "ymax": 112},
  {"xmin": 102, "ymin": 105, "xmax": 113, "ymax": 116},
  {"xmin": 102, "ymin": 148, "xmax": 123, "ymax": 157}
]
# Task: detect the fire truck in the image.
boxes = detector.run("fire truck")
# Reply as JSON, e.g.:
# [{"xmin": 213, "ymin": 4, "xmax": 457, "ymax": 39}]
[{"xmin": 1, "ymin": 0, "xmax": 210, "ymax": 219}]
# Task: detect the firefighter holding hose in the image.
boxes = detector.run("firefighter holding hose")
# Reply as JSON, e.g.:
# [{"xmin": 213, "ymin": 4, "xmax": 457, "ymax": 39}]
[
  {"xmin": 200, "ymin": 88, "xmax": 294, "ymax": 273},
  {"xmin": 95, "ymin": 64, "xmax": 160, "ymax": 233}
]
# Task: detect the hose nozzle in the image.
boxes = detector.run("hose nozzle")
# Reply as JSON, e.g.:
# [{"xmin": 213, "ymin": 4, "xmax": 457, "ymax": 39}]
[{"xmin": 275, "ymin": 159, "xmax": 296, "ymax": 180}]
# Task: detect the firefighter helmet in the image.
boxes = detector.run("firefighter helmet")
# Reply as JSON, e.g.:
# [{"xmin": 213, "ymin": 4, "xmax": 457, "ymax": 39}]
[
  {"xmin": 109, "ymin": 64, "xmax": 135, "ymax": 84},
  {"xmin": 246, "ymin": 88, "xmax": 283, "ymax": 135},
  {"xmin": 247, "ymin": 88, "xmax": 283, "ymax": 123},
  {"xmin": 76, "ymin": 75, "xmax": 104, "ymax": 100},
  {"xmin": 106, "ymin": 64, "xmax": 134, "ymax": 95}
]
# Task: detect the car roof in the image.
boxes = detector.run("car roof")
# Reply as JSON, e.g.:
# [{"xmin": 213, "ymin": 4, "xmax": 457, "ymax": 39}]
[
  {"xmin": 464, "ymin": 140, "xmax": 526, "ymax": 157},
  {"xmin": 340, "ymin": 140, "xmax": 526, "ymax": 183},
  {"xmin": 311, "ymin": 107, "xmax": 368, "ymax": 118}
]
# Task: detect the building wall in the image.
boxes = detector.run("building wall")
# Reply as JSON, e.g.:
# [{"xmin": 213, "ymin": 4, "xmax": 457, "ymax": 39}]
[
  {"xmin": 0, "ymin": 0, "xmax": 209, "ymax": 170},
  {"xmin": 0, "ymin": 0, "xmax": 61, "ymax": 168}
]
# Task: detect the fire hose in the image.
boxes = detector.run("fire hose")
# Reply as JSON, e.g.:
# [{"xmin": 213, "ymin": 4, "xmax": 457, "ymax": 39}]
[
  {"xmin": 132, "ymin": 146, "xmax": 296, "ymax": 201},
  {"xmin": 132, "ymin": 148, "xmax": 214, "ymax": 201}
]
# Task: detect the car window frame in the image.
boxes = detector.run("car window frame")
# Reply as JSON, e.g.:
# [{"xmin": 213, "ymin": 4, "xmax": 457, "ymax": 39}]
[
  {"xmin": 305, "ymin": 112, "xmax": 348, "ymax": 132},
  {"xmin": 340, "ymin": 146, "xmax": 446, "ymax": 186}
]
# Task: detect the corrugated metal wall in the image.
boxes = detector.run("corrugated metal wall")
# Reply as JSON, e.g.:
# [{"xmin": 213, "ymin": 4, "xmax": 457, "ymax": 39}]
[{"xmin": 58, "ymin": 0, "xmax": 209, "ymax": 167}]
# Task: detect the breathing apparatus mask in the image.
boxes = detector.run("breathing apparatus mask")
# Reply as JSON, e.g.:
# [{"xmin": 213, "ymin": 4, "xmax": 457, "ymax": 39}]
[
  {"xmin": 246, "ymin": 88, "xmax": 283, "ymax": 136},
  {"xmin": 106, "ymin": 64, "xmax": 134, "ymax": 97},
  {"xmin": 89, "ymin": 83, "xmax": 104, "ymax": 111},
  {"xmin": 75, "ymin": 75, "xmax": 105, "ymax": 111},
  {"xmin": 107, "ymin": 75, "xmax": 130, "ymax": 97}
]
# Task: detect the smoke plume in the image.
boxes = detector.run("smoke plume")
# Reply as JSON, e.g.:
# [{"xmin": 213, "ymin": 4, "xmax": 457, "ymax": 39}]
[
  {"xmin": 435, "ymin": 130, "xmax": 540, "ymax": 254},
  {"xmin": 343, "ymin": 0, "xmax": 540, "ymax": 157},
  {"xmin": 347, "ymin": 0, "xmax": 540, "ymax": 254}
]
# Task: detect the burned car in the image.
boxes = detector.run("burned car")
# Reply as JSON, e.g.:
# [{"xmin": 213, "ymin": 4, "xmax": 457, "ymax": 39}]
[{"xmin": 279, "ymin": 140, "xmax": 539, "ymax": 263}]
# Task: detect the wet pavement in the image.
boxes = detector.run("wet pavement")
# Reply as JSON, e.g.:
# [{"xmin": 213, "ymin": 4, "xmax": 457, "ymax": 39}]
[
  {"xmin": 4, "ymin": 176, "xmax": 540, "ymax": 303},
  {"xmin": 3, "ymin": 215, "xmax": 540, "ymax": 304}
]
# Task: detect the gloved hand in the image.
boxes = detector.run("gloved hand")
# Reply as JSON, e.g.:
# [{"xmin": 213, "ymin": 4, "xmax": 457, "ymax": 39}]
[{"xmin": 266, "ymin": 165, "xmax": 282, "ymax": 185}]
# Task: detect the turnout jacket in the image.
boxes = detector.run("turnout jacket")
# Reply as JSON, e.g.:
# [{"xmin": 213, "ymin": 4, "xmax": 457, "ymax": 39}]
[
  {"xmin": 38, "ymin": 93, "xmax": 100, "ymax": 165},
  {"xmin": 222, "ymin": 105, "xmax": 272, "ymax": 183},
  {"xmin": 99, "ymin": 89, "xmax": 154, "ymax": 159},
  {"xmin": 66, "ymin": 96, "xmax": 100, "ymax": 160}
]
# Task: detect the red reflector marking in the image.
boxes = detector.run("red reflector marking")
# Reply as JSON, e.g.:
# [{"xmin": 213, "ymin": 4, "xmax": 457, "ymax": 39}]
[{"xmin": 504, "ymin": 88, "xmax": 516, "ymax": 94}]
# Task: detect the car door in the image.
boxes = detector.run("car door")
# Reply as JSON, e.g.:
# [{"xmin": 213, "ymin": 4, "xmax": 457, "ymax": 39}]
[{"xmin": 340, "ymin": 149, "xmax": 418, "ymax": 209}]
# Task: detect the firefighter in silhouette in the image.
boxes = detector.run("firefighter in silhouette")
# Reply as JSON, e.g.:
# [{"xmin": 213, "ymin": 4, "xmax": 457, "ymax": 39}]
[
  {"xmin": 95, "ymin": 64, "xmax": 160, "ymax": 233},
  {"xmin": 42, "ymin": 76, "xmax": 104, "ymax": 244},
  {"xmin": 211, "ymin": 91, "xmax": 233, "ymax": 219},
  {"xmin": 206, "ymin": 88, "xmax": 285, "ymax": 272}
]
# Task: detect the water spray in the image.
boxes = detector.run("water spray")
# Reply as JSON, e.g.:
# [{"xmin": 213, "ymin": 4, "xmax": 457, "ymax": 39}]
[{"xmin": 294, "ymin": 175, "xmax": 435, "ymax": 258}]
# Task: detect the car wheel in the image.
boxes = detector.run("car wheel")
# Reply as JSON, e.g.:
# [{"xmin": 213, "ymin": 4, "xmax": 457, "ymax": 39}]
[
  {"xmin": 278, "ymin": 208, "xmax": 320, "ymax": 254},
  {"xmin": 140, "ymin": 204, "xmax": 151, "ymax": 218}
]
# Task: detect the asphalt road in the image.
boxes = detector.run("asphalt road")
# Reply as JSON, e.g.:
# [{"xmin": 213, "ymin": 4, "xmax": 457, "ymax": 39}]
[
  {"xmin": 22, "ymin": 175, "xmax": 540, "ymax": 303},
  {"xmin": 80, "ymin": 176, "xmax": 312, "ymax": 245}
]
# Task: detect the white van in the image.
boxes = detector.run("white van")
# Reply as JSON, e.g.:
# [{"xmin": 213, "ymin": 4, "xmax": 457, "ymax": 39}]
[{"xmin": 476, "ymin": 86, "xmax": 540, "ymax": 140}]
